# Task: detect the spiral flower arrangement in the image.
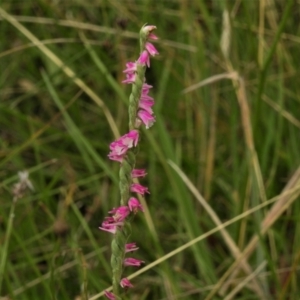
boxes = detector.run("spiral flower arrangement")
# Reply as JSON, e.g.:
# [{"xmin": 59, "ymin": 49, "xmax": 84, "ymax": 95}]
[{"xmin": 99, "ymin": 25, "xmax": 159, "ymax": 300}]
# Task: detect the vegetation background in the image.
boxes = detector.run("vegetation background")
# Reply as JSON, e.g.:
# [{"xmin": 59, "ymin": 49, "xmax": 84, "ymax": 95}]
[{"xmin": 1, "ymin": 0, "xmax": 300, "ymax": 299}]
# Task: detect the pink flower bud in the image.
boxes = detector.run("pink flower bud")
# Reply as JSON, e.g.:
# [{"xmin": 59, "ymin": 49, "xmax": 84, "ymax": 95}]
[
  {"xmin": 124, "ymin": 257, "xmax": 145, "ymax": 267},
  {"xmin": 142, "ymin": 83, "xmax": 153, "ymax": 90},
  {"xmin": 123, "ymin": 62, "xmax": 137, "ymax": 73},
  {"xmin": 128, "ymin": 197, "xmax": 144, "ymax": 212},
  {"xmin": 139, "ymin": 99, "xmax": 154, "ymax": 114},
  {"xmin": 131, "ymin": 183, "xmax": 150, "ymax": 195},
  {"xmin": 109, "ymin": 206, "xmax": 130, "ymax": 222},
  {"xmin": 120, "ymin": 278, "xmax": 134, "ymax": 288},
  {"xmin": 137, "ymin": 110, "xmax": 156, "ymax": 129},
  {"xmin": 108, "ymin": 130, "xmax": 139, "ymax": 161},
  {"xmin": 125, "ymin": 242, "xmax": 139, "ymax": 253},
  {"xmin": 145, "ymin": 42, "xmax": 159, "ymax": 56},
  {"xmin": 122, "ymin": 72, "xmax": 136, "ymax": 84},
  {"xmin": 104, "ymin": 291, "xmax": 116, "ymax": 300},
  {"xmin": 107, "ymin": 153, "xmax": 124, "ymax": 162},
  {"xmin": 138, "ymin": 50, "xmax": 150, "ymax": 67},
  {"xmin": 140, "ymin": 93, "xmax": 154, "ymax": 101},
  {"xmin": 99, "ymin": 221, "xmax": 118, "ymax": 234},
  {"xmin": 131, "ymin": 169, "xmax": 147, "ymax": 178},
  {"xmin": 109, "ymin": 140, "xmax": 128, "ymax": 156},
  {"xmin": 141, "ymin": 25, "xmax": 157, "ymax": 35},
  {"xmin": 121, "ymin": 130, "xmax": 139, "ymax": 147},
  {"xmin": 148, "ymin": 32, "xmax": 158, "ymax": 40}
]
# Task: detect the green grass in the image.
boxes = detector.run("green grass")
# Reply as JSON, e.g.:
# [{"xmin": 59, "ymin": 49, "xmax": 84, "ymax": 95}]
[{"xmin": 1, "ymin": 1, "xmax": 300, "ymax": 299}]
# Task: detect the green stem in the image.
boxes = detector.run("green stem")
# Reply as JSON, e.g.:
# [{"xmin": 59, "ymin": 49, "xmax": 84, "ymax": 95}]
[
  {"xmin": 111, "ymin": 221, "xmax": 131, "ymax": 298},
  {"xmin": 119, "ymin": 150, "xmax": 136, "ymax": 206}
]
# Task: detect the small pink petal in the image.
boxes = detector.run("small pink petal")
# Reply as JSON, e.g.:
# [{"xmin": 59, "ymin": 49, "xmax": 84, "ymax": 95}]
[
  {"xmin": 125, "ymin": 242, "xmax": 139, "ymax": 253},
  {"xmin": 120, "ymin": 278, "xmax": 134, "ymax": 288},
  {"xmin": 107, "ymin": 153, "xmax": 124, "ymax": 162},
  {"xmin": 148, "ymin": 32, "xmax": 158, "ymax": 40},
  {"xmin": 104, "ymin": 291, "xmax": 116, "ymax": 300},
  {"xmin": 142, "ymin": 83, "xmax": 153, "ymax": 91},
  {"xmin": 124, "ymin": 257, "xmax": 145, "ymax": 267},
  {"xmin": 109, "ymin": 140, "xmax": 128, "ymax": 155},
  {"xmin": 122, "ymin": 73, "xmax": 136, "ymax": 84},
  {"xmin": 99, "ymin": 218, "xmax": 123, "ymax": 234},
  {"xmin": 109, "ymin": 206, "xmax": 130, "ymax": 222},
  {"xmin": 145, "ymin": 42, "xmax": 159, "ymax": 56},
  {"xmin": 140, "ymin": 93, "xmax": 154, "ymax": 101},
  {"xmin": 109, "ymin": 130, "xmax": 139, "ymax": 160},
  {"xmin": 131, "ymin": 183, "xmax": 150, "ymax": 195},
  {"xmin": 139, "ymin": 99, "xmax": 154, "ymax": 114},
  {"xmin": 137, "ymin": 110, "xmax": 156, "ymax": 129},
  {"xmin": 138, "ymin": 50, "xmax": 150, "ymax": 67},
  {"xmin": 109, "ymin": 206, "xmax": 128, "ymax": 215},
  {"xmin": 99, "ymin": 224, "xmax": 117, "ymax": 234},
  {"xmin": 121, "ymin": 130, "xmax": 139, "ymax": 147},
  {"xmin": 123, "ymin": 62, "xmax": 137, "ymax": 73},
  {"xmin": 128, "ymin": 197, "xmax": 144, "ymax": 212},
  {"xmin": 131, "ymin": 169, "xmax": 147, "ymax": 178}
]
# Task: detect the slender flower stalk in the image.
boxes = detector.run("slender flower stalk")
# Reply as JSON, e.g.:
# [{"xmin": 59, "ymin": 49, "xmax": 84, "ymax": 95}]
[{"xmin": 100, "ymin": 25, "xmax": 159, "ymax": 299}]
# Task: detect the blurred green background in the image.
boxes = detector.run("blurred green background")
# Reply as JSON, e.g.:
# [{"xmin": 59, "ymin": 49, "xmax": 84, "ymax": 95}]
[{"xmin": 1, "ymin": 1, "xmax": 300, "ymax": 299}]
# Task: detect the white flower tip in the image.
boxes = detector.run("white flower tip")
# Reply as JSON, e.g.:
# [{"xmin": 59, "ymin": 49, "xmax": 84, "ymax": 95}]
[{"xmin": 141, "ymin": 25, "xmax": 157, "ymax": 37}]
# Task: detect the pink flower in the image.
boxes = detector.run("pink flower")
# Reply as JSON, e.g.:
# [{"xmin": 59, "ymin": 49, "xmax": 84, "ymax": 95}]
[
  {"xmin": 108, "ymin": 130, "xmax": 139, "ymax": 161},
  {"xmin": 122, "ymin": 72, "xmax": 136, "ymax": 84},
  {"xmin": 138, "ymin": 50, "xmax": 150, "ymax": 67},
  {"xmin": 99, "ymin": 214, "xmax": 125, "ymax": 234},
  {"xmin": 137, "ymin": 110, "xmax": 156, "ymax": 129},
  {"xmin": 142, "ymin": 83, "xmax": 153, "ymax": 92},
  {"xmin": 140, "ymin": 93, "xmax": 154, "ymax": 101},
  {"xmin": 104, "ymin": 291, "xmax": 116, "ymax": 300},
  {"xmin": 125, "ymin": 242, "xmax": 139, "ymax": 253},
  {"xmin": 141, "ymin": 83, "xmax": 153, "ymax": 97},
  {"xmin": 123, "ymin": 62, "xmax": 137, "ymax": 73},
  {"xmin": 131, "ymin": 183, "xmax": 150, "ymax": 195},
  {"xmin": 145, "ymin": 42, "xmax": 159, "ymax": 56},
  {"xmin": 142, "ymin": 83, "xmax": 153, "ymax": 90},
  {"xmin": 142, "ymin": 25, "xmax": 157, "ymax": 36},
  {"xmin": 109, "ymin": 206, "xmax": 127, "ymax": 214},
  {"xmin": 120, "ymin": 278, "xmax": 134, "ymax": 288},
  {"xmin": 124, "ymin": 257, "xmax": 145, "ymax": 267},
  {"xmin": 109, "ymin": 140, "xmax": 128, "ymax": 156},
  {"xmin": 121, "ymin": 130, "xmax": 139, "ymax": 148},
  {"xmin": 148, "ymin": 32, "xmax": 158, "ymax": 40},
  {"xmin": 99, "ymin": 225, "xmax": 117, "ymax": 234},
  {"xmin": 109, "ymin": 206, "xmax": 130, "ymax": 222},
  {"xmin": 128, "ymin": 197, "xmax": 144, "ymax": 212},
  {"xmin": 107, "ymin": 153, "xmax": 124, "ymax": 162},
  {"xmin": 103, "ymin": 216, "xmax": 116, "ymax": 223},
  {"xmin": 139, "ymin": 99, "xmax": 154, "ymax": 114},
  {"xmin": 131, "ymin": 169, "xmax": 147, "ymax": 178},
  {"xmin": 99, "ymin": 220, "xmax": 120, "ymax": 234}
]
